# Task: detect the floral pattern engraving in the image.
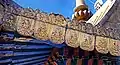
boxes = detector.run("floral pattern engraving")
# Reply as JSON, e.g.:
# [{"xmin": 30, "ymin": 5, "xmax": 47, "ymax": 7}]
[{"xmin": 17, "ymin": 16, "xmax": 35, "ymax": 36}]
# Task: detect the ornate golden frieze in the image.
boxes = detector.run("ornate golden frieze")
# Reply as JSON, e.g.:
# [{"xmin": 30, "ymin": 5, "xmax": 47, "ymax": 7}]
[
  {"xmin": 1, "ymin": 0, "xmax": 120, "ymax": 56},
  {"xmin": 2, "ymin": 6, "xmax": 120, "ymax": 41}
]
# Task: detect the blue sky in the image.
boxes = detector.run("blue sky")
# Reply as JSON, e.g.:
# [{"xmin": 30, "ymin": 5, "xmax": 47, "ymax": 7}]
[{"xmin": 13, "ymin": 0, "xmax": 105, "ymax": 18}]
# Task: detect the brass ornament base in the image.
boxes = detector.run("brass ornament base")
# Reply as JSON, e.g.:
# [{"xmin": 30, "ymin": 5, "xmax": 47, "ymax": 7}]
[{"xmin": 73, "ymin": 5, "xmax": 90, "ymax": 21}]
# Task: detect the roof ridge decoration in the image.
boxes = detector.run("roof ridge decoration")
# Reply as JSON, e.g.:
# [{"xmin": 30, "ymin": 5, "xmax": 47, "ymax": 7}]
[
  {"xmin": 0, "ymin": 0, "xmax": 120, "ymax": 56},
  {"xmin": 86, "ymin": 0, "xmax": 117, "ymax": 26}
]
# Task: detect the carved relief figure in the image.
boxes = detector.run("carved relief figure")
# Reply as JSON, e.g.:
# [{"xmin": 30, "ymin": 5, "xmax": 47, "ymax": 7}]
[
  {"xmin": 79, "ymin": 33, "xmax": 95, "ymax": 51},
  {"xmin": 17, "ymin": 16, "xmax": 35, "ymax": 36},
  {"xmin": 49, "ymin": 25, "xmax": 65, "ymax": 44},
  {"xmin": 65, "ymin": 29, "xmax": 79, "ymax": 48},
  {"xmin": 96, "ymin": 36, "xmax": 109, "ymax": 54},
  {"xmin": 34, "ymin": 21, "xmax": 50, "ymax": 40},
  {"xmin": 109, "ymin": 39, "xmax": 120, "ymax": 56}
]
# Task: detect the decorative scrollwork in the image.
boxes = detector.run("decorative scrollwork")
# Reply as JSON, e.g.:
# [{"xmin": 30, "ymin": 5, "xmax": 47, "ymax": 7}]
[
  {"xmin": 5, "ymin": 4, "xmax": 22, "ymax": 15},
  {"xmin": 49, "ymin": 13, "xmax": 66, "ymax": 26},
  {"xmin": 2, "ymin": 13, "xmax": 17, "ymax": 31},
  {"xmin": 17, "ymin": 16, "xmax": 35, "ymax": 36},
  {"xmin": 0, "ymin": 4, "xmax": 4, "ymax": 31},
  {"xmin": 12, "ymin": 6, "xmax": 22, "ymax": 15},
  {"xmin": 85, "ymin": 23, "xmax": 93, "ymax": 34},
  {"xmin": 107, "ymin": 28, "xmax": 114, "ymax": 38},
  {"xmin": 49, "ymin": 25, "xmax": 65, "ymax": 44},
  {"xmin": 79, "ymin": 33, "xmax": 95, "ymax": 51},
  {"xmin": 112, "ymin": 29, "xmax": 120, "ymax": 40},
  {"xmin": 34, "ymin": 21, "xmax": 50, "ymax": 40},
  {"xmin": 81, "ymin": 22, "xmax": 87, "ymax": 32},
  {"xmin": 65, "ymin": 29, "xmax": 79, "ymax": 48},
  {"xmin": 0, "ymin": 4, "xmax": 4, "ymax": 21},
  {"xmin": 96, "ymin": 36, "xmax": 109, "ymax": 54},
  {"xmin": 20, "ymin": 8, "xmax": 36, "ymax": 18},
  {"xmin": 109, "ymin": 39, "xmax": 120, "ymax": 56},
  {"xmin": 94, "ymin": 25, "xmax": 109, "ymax": 37},
  {"xmin": 36, "ymin": 11, "xmax": 50, "ymax": 23},
  {"xmin": 68, "ymin": 20, "xmax": 79, "ymax": 30}
]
